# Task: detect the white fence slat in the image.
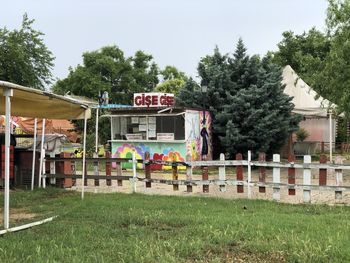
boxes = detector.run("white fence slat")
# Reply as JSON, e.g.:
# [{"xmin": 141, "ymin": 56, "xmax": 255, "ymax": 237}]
[
  {"xmin": 219, "ymin": 153, "xmax": 226, "ymax": 192},
  {"xmin": 247, "ymin": 151, "xmax": 252, "ymax": 198},
  {"xmin": 303, "ymin": 155, "xmax": 312, "ymax": 203},
  {"xmin": 272, "ymin": 154, "xmax": 280, "ymax": 201},
  {"xmin": 335, "ymin": 156, "xmax": 343, "ymax": 200}
]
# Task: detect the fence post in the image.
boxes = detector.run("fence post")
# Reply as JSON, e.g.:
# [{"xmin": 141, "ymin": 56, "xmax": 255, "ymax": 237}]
[
  {"xmin": 116, "ymin": 152, "xmax": 122, "ymax": 186},
  {"xmin": 71, "ymin": 153, "xmax": 76, "ymax": 187},
  {"xmin": 42, "ymin": 149, "xmax": 46, "ymax": 189},
  {"xmin": 49, "ymin": 152, "xmax": 56, "ymax": 185},
  {"xmin": 288, "ymin": 153, "xmax": 296, "ymax": 195},
  {"xmin": 186, "ymin": 154, "xmax": 192, "ymax": 193},
  {"xmin": 61, "ymin": 152, "xmax": 72, "ymax": 188},
  {"xmin": 236, "ymin": 153, "xmax": 244, "ymax": 193},
  {"xmin": 335, "ymin": 156, "xmax": 343, "ymax": 200},
  {"xmin": 144, "ymin": 151, "xmax": 151, "ymax": 188},
  {"xmin": 202, "ymin": 155, "xmax": 209, "ymax": 193},
  {"xmin": 172, "ymin": 153, "xmax": 179, "ymax": 191},
  {"xmin": 93, "ymin": 152, "xmax": 99, "ymax": 186},
  {"xmin": 303, "ymin": 155, "xmax": 312, "ymax": 203},
  {"xmin": 105, "ymin": 151, "xmax": 111, "ymax": 186},
  {"xmin": 84, "ymin": 159, "xmax": 88, "ymax": 187},
  {"xmin": 132, "ymin": 151, "xmax": 137, "ymax": 193},
  {"xmin": 219, "ymin": 153, "xmax": 226, "ymax": 192},
  {"xmin": 247, "ymin": 151, "xmax": 252, "ymax": 199},
  {"xmin": 319, "ymin": 154, "xmax": 327, "ymax": 186},
  {"xmin": 258, "ymin": 152, "xmax": 266, "ymax": 193},
  {"xmin": 272, "ymin": 154, "xmax": 280, "ymax": 202}
]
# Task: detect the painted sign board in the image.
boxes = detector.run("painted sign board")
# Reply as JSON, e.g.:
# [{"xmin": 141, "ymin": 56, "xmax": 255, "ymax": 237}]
[
  {"xmin": 157, "ymin": 133, "xmax": 174, "ymax": 141},
  {"xmin": 133, "ymin": 93, "xmax": 175, "ymax": 108}
]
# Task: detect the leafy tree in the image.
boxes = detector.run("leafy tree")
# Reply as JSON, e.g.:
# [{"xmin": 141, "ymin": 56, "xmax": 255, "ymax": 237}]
[
  {"xmin": 155, "ymin": 66, "xmax": 188, "ymax": 95},
  {"xmin": 271, "ymin": 28, "xmax": 330, "ymax": 98},
  {"xmin": 178, "ymin": 40, "xmax": 300, "ymax": 158},
  {"xmin": 0, "ymin": 13, "xmax": 54, "ymax": 89},
  {"xmin": 320, "ymin": 0, "xmax": 350, "ymax": 115},
  {"xmin": 272, "ymin": 0, "xmax": 350, "ymax": 117},
  {"xmin": 52, "ymin": 46, "xmax": 159, "ymax": 148}
]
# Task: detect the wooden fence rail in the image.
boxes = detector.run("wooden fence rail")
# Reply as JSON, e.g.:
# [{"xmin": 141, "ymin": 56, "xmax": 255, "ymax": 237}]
[{"xmin": 42, "ymin": 151, "xmax": 350, "ymax": 204}]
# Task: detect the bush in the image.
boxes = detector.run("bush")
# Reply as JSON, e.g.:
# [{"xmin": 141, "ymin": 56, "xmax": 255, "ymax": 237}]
[{"xmin": 296, "ymin": 128, "xmax": 309, "ymax": 142}]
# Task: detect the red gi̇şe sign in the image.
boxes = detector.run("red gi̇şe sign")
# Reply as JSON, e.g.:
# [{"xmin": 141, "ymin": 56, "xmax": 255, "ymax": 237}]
[{"xmin": 133, "ymin": 93, "xmax": 175, "ymax": 107}]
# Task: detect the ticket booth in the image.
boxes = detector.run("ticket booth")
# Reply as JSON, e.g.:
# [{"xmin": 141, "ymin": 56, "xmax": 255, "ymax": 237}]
[{"xmin": 109, "ymin": 93, "xmax": 212, "ymax": 169}]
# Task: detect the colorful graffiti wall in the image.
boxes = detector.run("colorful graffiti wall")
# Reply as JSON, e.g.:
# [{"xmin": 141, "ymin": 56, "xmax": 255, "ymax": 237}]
[{"xmin": 112, "ymin": 141, "xmax": 186, "ymax": 170}]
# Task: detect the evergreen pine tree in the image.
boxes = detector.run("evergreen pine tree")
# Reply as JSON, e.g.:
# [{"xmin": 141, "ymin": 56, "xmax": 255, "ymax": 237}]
[{"xmin": 177, "ymin": 39, "xmax": 300, "ymax": 158}]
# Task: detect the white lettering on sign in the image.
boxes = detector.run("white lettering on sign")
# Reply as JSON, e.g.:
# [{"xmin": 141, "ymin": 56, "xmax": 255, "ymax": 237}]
[{"xmin": 133, "ymin": 93, "xmax": 175, "ymax": 108}]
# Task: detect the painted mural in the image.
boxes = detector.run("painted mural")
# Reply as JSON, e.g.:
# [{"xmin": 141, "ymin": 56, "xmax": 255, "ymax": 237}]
[
  {"xmin": 200, "ymin": 111, "xmax": 213, "ymax": 160},
  {"xmin": 185, "ymin": 110, "xmax": 201, "ymax": 161},
  {"xmin": 112, "ymin": 142, "xmax": 186, "ymax": 170}
]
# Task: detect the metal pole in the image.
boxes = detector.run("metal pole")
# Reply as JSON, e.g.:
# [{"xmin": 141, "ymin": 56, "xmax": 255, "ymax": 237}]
[
  {"xmin": 329, "ymin": 112, "xmax": 333, "ymax": 163},
  {"xmin": 95, "ymin": 108, "xmax": 99, "ymax": 153},
  {"xmin": 81, "ymin": 110, "xmax": 88, "ymax": 200},
  {"xmin": 4, "ymin": 88, "xmax": 13, "ymax": 230},
  {"xmin": 38, "ymin": 119, "xmax": 46, "ymax": 187},
  {"xmin": 31, "ymin": 118, "xmax": 37, "ymax": 191}
]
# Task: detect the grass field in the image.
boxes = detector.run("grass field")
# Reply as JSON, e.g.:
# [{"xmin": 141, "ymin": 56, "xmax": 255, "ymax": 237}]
[{"xmin": 0, "ymin": 188, "xmax": 349, "ymax": 262}]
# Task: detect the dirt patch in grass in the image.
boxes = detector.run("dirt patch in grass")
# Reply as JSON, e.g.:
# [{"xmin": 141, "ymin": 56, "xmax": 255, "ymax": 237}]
[{"xmin": 0, "ymin": 208, "xmax": 37, "ymax": 221}]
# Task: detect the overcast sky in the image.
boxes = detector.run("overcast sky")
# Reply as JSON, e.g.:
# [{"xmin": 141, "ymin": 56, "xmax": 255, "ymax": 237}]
[{"xmin": 3, "ymin": 0, "xmax": 328, "ymax": 83}]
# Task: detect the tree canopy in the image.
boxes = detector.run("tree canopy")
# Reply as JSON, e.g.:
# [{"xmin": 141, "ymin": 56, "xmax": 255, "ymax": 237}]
[
  {"xmin": 0, "ymin": 13, "xmax": 55, "ymax": 90},
  {"xmin": 272, "ymin": 0, "xmax": 350, "ymax": 116},
  {"xmin": 52, "ymin": 45, "xmax": 160, "ymax": 149},
  {"xmin": 154, "ymin": 65, "xmax": 188, "ymax": 95},
  {"xmin": 52, "ymin": 46, "xmax": 159, "ymax": 105},
  {"xmin": 178, "ymin": 40, "xmax": 300, "ymax": 158}
]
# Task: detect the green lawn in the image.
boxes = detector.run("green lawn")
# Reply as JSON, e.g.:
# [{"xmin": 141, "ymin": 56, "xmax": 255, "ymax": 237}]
[{"xmin": 0, "ymin": 188, "xmax": 349, "ymax": 262}]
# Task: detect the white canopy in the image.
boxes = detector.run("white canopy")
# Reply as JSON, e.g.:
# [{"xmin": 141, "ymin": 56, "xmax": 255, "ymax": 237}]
[
  {"xmin": 0, "ymin": 81, "xmax": 91, "ymax": 119},
  {"xmin": 282, "ymin": 65, "xmax": 335, "ymax": 117},
  {"xmin": 0, "ymin": 80, "xmax": 90, "ymax": 231}
]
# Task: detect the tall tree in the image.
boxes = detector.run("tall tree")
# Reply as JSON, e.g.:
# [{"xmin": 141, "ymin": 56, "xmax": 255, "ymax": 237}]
[
  {"xmin": 155, "ymin": 65, "xmax": 188, "ymax": 95},
  {"xmin": 272, "ymin": 0, "xmax": 350, "ymax": 116},
  {"xmin": 178, "ymin": 40, "xmax": 300, "ymax": 158},
  {"xmin": 321, "ymin": 0, "xmax": 350, "ymax": 115},
  {"xmin": 0, "ymin": 13, "xmax": 55, "ymax": 89},
  {"xmin": 52, "ymin": 46, "xmax": 159, "ymax": 148},
  {"xmin": 271, "ymin": 28, "xmax": 331, "ymax": 98},
  {"xmin": 53, "ymin": 46, "xmax": 158, "ymax": 104}
]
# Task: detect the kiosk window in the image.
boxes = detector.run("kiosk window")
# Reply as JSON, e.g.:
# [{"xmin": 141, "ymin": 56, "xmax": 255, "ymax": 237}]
[
  {"xmin": 156, "ymin": 115, "xmax": 184, "ymax": 140},
  {"xmin": 112, "ymin": 115, "xmax": 185, "ymax": 141}
]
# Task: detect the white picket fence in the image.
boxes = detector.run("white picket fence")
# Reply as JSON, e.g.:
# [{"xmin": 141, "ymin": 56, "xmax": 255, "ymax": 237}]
[{"xmin": 43, "ymin": 151, "xmax": 350, "ymax": 204}]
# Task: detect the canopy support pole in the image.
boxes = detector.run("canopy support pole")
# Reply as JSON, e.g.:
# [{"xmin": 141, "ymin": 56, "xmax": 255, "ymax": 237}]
[
  {"xmin": 31, "ymin": 118, "xmax": 38, "ymax": 191},
  {"xmin": 329, "ymin": 112, "xmax": 333, "ymax": 163},
  {"xmin": 95, "ymin": 108, "xmax": 99, "ymax": 153},
  {"xmin": 38, "ymin": 119, "xmax": 46, "ymax": 187},
  {"xmin": 81, "ymin": 110, "xmax": 88, "ymax": 199},
  {"xmin": 3, "ymin": 88, "xmax": 13, "ymax": 230}
]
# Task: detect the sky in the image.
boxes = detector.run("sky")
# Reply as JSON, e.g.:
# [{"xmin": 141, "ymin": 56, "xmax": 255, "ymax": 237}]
[{"xmin": 2, "ymin": 0, "xmax": 328, "ymax": 83}]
